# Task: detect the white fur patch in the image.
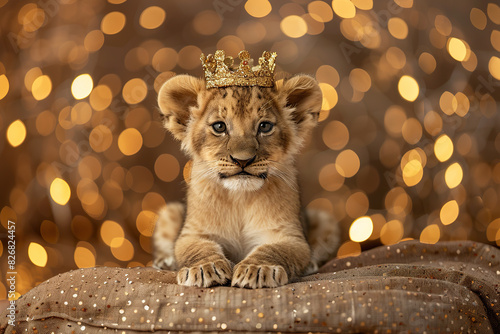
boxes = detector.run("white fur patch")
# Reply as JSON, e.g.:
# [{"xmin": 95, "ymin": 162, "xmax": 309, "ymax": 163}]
[{"xmin": 221, "ymin": 176, "xmax": 265, "ymax": 192}]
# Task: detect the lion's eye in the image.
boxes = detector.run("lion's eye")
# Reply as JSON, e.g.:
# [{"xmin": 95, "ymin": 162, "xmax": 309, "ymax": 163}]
[
  {"xmin": 212, "ymin": 122, "xmax": 226, "ymax": 133},
  {"xmin": 258, "ymin": 121, "xmax": 274, "ymax": 133}
]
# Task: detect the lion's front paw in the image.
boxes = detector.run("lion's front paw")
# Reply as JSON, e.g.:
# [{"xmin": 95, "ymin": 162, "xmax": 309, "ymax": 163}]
[
  {"xmin": 231, "ymin": 264, "xmax": 288, "ymax": 289},
  {"xmin": 177, "ymin": 259, "xmax": 232, "ymax": 288}
]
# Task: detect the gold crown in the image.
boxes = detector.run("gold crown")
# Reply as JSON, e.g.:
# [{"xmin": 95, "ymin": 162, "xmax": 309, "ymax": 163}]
[{"xmin": 200, "ymin": 50, "xmax": 277, "ymax": 89}]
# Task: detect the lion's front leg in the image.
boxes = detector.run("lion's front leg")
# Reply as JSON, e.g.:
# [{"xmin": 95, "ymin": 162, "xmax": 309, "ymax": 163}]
[
  {"xmin": 231, "ymin": 238, "xmax": 310, "ymax": 289},
  {"xmin": 175, "ymin": 235, "xmax": 232, "ymax": 288}
]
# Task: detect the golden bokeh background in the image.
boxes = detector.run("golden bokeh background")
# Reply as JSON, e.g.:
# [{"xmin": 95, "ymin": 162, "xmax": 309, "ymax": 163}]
[{"xmin": 1, "ymin": 0, "xmax": 500, "ymax": 297}]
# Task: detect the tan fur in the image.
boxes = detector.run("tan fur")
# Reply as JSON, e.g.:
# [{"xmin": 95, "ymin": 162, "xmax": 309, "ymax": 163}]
[{"xmin": 154, "ymin": 74, "xmax": 340, "ymax": 288}]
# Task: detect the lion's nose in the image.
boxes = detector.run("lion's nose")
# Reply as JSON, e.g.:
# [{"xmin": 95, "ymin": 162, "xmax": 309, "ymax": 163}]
[{"xmin": 230, "ymin": 155, "xmax": 256, "ymax": 168}]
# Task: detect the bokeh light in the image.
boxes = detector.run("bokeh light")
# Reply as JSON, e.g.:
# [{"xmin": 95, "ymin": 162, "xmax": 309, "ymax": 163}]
[
  {"xmin": 31, "ymin": 75, "xmax": 52, "ymax": 100},
  {"xmin": 6, "ymin": 120, "xmax": 27, "ymax": 147},
  {"xmin": 50, "ymin": 178, "xmax": 71, "ymax": 206},
  {"xmin": 139, "ymin": 6, "xmax": 166, "ymax": 30},
  {"xmin": 118, "ymin": 128, "xmax": 143, "ymax": 156},
  {"xmin": 398, "ymin": 75, "xmax": 419, "ymax": 102},
  {"xmin": 434, "ymin": 134, "xmax": 454, "ymax": 162},
  {"xmin": 349, "ymin": 216, "xmax": 373, "ymax": 242},
  {"xmin": 440, "ymin": 200, "xmax": 459, "ymax": 225},
  {"xmin": 332, "ymin": 0, "xmax": 356, "ymax": 19},
  {"xmin": 71, "ymin": 74, "xmax": 93, "ymax": 100},
  {"xmin": 0, "ymin": 0, "xmax": 498, "ymax": 295},
  {"xmin": 0, "ymin": 74, "xmax": 9, "ymax": 100},
  {"xmin": 28, "ymin": 242, "xmax": 48, "ymax": 267},
  {"xmin": 101, "ymin": 11, "xmax": 126, "ymax": 35},
  {"xmin": 245, "ymin": 0, "xmax": 272, "ymax": 18},
  {"xmin": 280, "ymin": 15, "xmax": 308, "ymax": 38}
]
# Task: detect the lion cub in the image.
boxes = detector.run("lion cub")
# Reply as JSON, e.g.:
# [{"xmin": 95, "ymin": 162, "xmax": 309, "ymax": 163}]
[{"xmin": 153, "ymin": 72, "xmax": 339, "ymax": 288}]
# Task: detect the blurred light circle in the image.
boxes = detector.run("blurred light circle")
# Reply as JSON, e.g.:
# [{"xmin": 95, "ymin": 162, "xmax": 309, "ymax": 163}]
[
  {"xmin": 110, "ymin": 238, "xmax": 134, "ymax": 262},
  {"xmin": 346, "ymin": 191, "xmax": 369, "ymax": 218},
  {"xmin": 439, "ymin": 91, "xmax": 456, "ymax": 115},
  {"xmin": 322, "ymin": 120, "xmax": 349, "ymax": 150},
  {"xmin": 319, "ymin": 83, "xmax": 338, "ymax": 110},
  {"xmin": 36, "ymin": 110, "xmax": 56, "ymax": 136},
  {"xmin": 139, "ymin": 6, "xmax": 166, "ymax": 30},
  {"xmin": 384, "ymin": 105, "xmax": 406, "ymax": 137},
  {"xmin": 423, "ymin": 111, "xmax": 442, "ymax": 136},
  {"xmin": 71, "ymin": 102, "xmax": 92, "ymax": 124},
  {"xmin": 177, "ymin": 45, "xmax": 203, "ymax": 70},
  {"xmin": 89, "ymin": 85, "xmax": 113, "ymax": 111},
  {"xmin": 155, "ymin": 154, "xmax": 180, "ymax": 182},
  {"xmin": 84, "ymin": 30, "xmax": 104, "ymax": 52},
  {"xmin": 349, "ymin": 216, "xmax": 373, "ymax": 242},
  {"xmin": 136, "ymin": 210, "xmax": 157, "ymax": 237},
  {"xmin": 352, "ymin": 0, "xmax": 373, "ymax": 10},
  {"xmin": 216, "ymin": 36, "xmax": 245, "ymax": 58},
  {"xmin": 386, "ymin": 47, "xmax": 406, "ymax": 69},
  {"xmin": 336, "ymin": 241, "xmax": 361, "ymax": 258},
  {"xmin": 6, "ymin": 120, "xmax": 26, "ymax": 147},
  {"xmin": 118, "ymin": 128, "xmax": 143, "ymax": 156},
  {"xmin": 395, "ymin": 0, "xmax": 413, "ymax": 8},
  {"xmin": 434, "ymin": 14, "xmax": 452, "ymax": 36},
  {"xmin": 445, "ymin": 162, "xmax": 463, "ymax": 189},
  {"xmin": 245, "ymin": 0, "xmax": 272, "ymax": 18},
  {"xmin": 420, "ymin": 224, "xmax": 440, "ymax": 244},
  {"xmin": 193, "ymin": 10, "xmax": 222, "ymax": 35},
  {"xmin": 28, "ymin": 242, "xmax": 48, "ymax": 267},
  {"xmin": 316, "ymin": 65, "xmax": 340, "ymax": 87},
  {"xmin": 76, "ymin": 178, "xmax": 99, "ymax": 205},
  {"xmin": 308, "ymin": 1, "xmax": 333, "ymax": 22},
  {"xmin": 101, "ymin": 11, "xmax": 126, "ymax": 35},
  {"xmin": 40, "ymin": 220, "xmax": 59, "ymax": 244},
  {"xmin": 319, "ymin": 163, "xmax": 344, "ymax": 191},
  {"xmin": 71, "ymin": 74, "xmax": 93, "ymax": 100},
  {"xmin": 89, "ymin": 124, "xmax": 113, "ymax": 153},
  {"xmin": 236, "ymin": 21, "xmax": 266, "ymax": 44},
  {"xmin": 50, "ymin": 178, "xmax": 71, "ymax": 205},
  {"xmin": 126, "ymin": 165, "xmax": 154, "ymax": 193},
  {"xmin": 418, "ymin": 52, "xmax": 436, "ymax": 74},
  {"xmin": 152, "ymin": 48, "xmax": 178, "ymax": 72},
  {"xmin": 398, "ymin": 75, "xmax": 419, "ymax": 102},
  {"xmin": 402, "ymin": 159, "xmax": 423, "ymax": 187},
  {"xmin": 401, "ymin": 118, "xmax": 422, "ymax": 144},
  {"xmin": 280, "ymin": 15, "xmax": 308, "ymax": 38},
  {"xmin": 0, "ymin": 74, "xmax": 8, "ymax": 100},
  {"xmin": 349, "ymin": 68, "xmax": 371, "ymax": 92},
  {"xmin": 440, "ymin": 200, "xmax": 459, "ymax": 225},
  {"xmin": 122, "ymin": 78, "xmax": 148, "ymax": 104},
  {"xmin": 78, "ymin": 155, "xmax": 102, "ymax": 180},
  {"xmin": 74, "ymin": 242, "xmax": 96, "ymax": 268},
  {"xmin": 31, "ymin": 74, "xmax": 52, "ymax": 100},
  {"xmin": 332, "ymin": 0, "xmax": 356, "ymax": 19},
  {"xmin": 336, "ymin": 149, "xmax": 360, "ymax": 177},
  {"xmin": 434, "ymin": 134, "xmax": 453, "ymax": 162},
  {"xmin": 488, "ymin": 3, "xmax": 500, "ymax": 23},
  {"xmin": 388, "ymin": 17, "xmax": 408, "ymax": 39},
  {"xmin": 100, "ymin": 220, "xmax": 124, "ymax": 246},
  {"xmin": 489, "ymin": 56, "xmax": 500, "ymax": 80},
  {"xmin": 380, "ymin": 220, "xmax": 404, "ymax": 245},
  {"xmin": 470, "ymin": 8, "xmax": 487, "ymax": 30},
  {"xmin": 447, "ymin": 37, "xmax": 467, "ymax": 61}
]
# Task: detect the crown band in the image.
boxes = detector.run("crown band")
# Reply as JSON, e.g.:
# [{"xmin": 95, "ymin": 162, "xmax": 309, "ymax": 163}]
[{"xmin": 200, "ymin": 50, "xmax": 277, "ymax": 89}]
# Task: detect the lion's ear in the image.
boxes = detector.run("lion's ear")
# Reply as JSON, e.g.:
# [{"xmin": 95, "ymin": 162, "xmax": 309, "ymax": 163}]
[
  {"xmin": 158, "ymin": 75, "xmax": 205, "ymax": 141},
  {"xmin": 279, "ymin": 75, "xmax": 322, "ymax": 139}
]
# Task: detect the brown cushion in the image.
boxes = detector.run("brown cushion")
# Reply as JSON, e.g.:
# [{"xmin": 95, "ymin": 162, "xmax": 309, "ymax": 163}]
[{"xmin": 1, "ymin": 241, "xmax": 499, "ymax": 333}]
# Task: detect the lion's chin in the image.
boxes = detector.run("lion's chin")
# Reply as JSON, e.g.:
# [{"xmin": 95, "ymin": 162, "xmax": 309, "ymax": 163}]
[{"xmin": 220, "ymin": 175, "xmax": 265, "ymax": 192}]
